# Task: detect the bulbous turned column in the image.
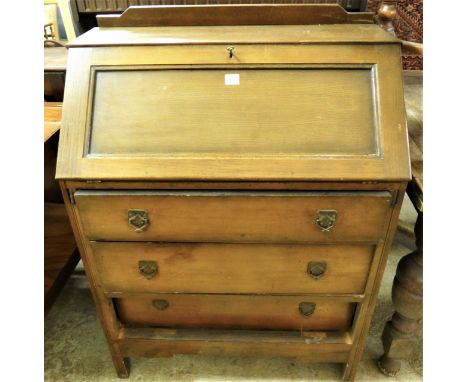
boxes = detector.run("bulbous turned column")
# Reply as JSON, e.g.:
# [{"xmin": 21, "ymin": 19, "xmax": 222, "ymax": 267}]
[
  {"xmin": 378, "ymin": 213, "xmax": 423, "ymax": 376},
  {"xmin": 375, "ymin": 0, "xmax": 399, "ymax": 36}
]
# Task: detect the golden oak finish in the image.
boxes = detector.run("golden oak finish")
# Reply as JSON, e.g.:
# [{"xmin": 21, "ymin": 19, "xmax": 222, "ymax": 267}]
[
  {"xmin": 115, "ymin": 294, "xmax": 356, "ymax": 331},
  {"xmin": 91, "ymin": 68, "xmax": 377, "ymax": 156},
  {"xmin": 44, "ymin": 102, "xmax": 80, "ymax": 314},
  {"xmin": 96, "ymin": 4, "xmax": 373, "ymax": 27},
  {"xmin": 65, "ymin": 180, "xmax": 402, "ymax": 191},
  {"xmin": 44, "ymin": 102, "xmax": 62, "ymax": 142},
  {"xmin": 92, "ymin": 242, "xmax": 374, "ymax": 295},
  {"xmin": 76, "ymin": 1, "xmax": 368, "ymax": 15},
  {"xmin": 75, "ymin": 191, "xmax": 392, "ymax": 243},
  {"xmin": 57, "ymin": 5, "xmax": 410, "ymax": 381},
  {"xmin": 120, "ymin": 327, "xmax": 352, "ymax": 363},
  {"xmin": 68, "ymin": 24, "xmax": 397, "ymax": 47},
  {"xmin": 56, "ymin": 43, "xmax": 409, "ymax": 182},
  {"xmin": 44, "ymin": 203, "xmax": 80, "ymax": 315}
]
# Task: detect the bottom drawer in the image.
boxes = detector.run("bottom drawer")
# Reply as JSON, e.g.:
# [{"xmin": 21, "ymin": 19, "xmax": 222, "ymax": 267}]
[{"xmin": 115, "ymin": 295, "xmax": 356, "ymax": 331}]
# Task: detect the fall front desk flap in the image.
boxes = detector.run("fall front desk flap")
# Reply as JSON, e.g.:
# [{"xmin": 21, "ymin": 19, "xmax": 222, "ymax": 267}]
[{"xmin": 56, "ymin": 24, "xmax": 410, "ymax": 182}]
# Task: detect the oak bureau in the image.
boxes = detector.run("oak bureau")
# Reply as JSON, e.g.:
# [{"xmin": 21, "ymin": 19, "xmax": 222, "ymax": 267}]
[{"xmin": 56, "ymin": 5, "xmax": 410, "ymax": 381}]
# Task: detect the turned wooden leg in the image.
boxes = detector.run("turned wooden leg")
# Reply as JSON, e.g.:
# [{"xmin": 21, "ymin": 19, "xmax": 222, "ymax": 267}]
[{"xmin": 378, "ymin": 213, "xmax": 422, "ymax": 376}]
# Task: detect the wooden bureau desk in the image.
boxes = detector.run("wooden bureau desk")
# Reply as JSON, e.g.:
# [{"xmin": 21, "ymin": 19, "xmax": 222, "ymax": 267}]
[{"xmin": 56, "ymin": 5, "xmax": 410, "ymax": 381}]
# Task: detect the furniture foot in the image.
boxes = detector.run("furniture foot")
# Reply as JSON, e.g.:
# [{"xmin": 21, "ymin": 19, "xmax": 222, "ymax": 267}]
[
  {"xmin": 377, "ymin": 354, "xmax": 400, "ymax": 376},
  {"xmin": 113, "ymin": 356, "xmax": 130, "ymax": 378},
  {"xmin": 378, "ymin": 214, "xmax": 422, "ymax": 375}
]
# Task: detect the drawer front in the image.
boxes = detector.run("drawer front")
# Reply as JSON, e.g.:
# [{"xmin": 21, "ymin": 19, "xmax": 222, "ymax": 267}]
[
  {"xmin": 75, "ymin": 190, "xmax": 392, "ymax": 242},
  {"xmin": 92, "ymin": 242, "xmax": 374, "ymax": 295},
  {"xmin": 115, "ymin": 295, "xmax": 356, "ymax": 331}
]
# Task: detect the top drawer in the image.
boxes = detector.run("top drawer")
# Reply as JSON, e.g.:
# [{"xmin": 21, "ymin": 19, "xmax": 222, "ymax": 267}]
[{"xmin": 74, "ymin": 190, "xmax": 392, "ymax": 243}]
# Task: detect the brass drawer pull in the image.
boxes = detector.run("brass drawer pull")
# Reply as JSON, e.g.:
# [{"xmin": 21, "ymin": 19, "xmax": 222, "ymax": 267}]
[
  {"xmin": 152, "ymin": 299, "xmax": 169, "ymax": 311},
  {"xmin": 138, "ymin": 260, "xmax": 158, "ymax": 279},
  {"xmin": 227, "ymin": 46, "xmax": 235, "ymax": 58},
  {"xmin": 128, "ymin": 209, "xmax": 149, "ymax": 232},
  {"xmin": 299, "ymin": 302, "xmax": 316, "ymax": 317},
  {"xmin": 307, "ymin": 261, "xmax": 327, "ymax": 279},
  {"xmin": 316, "ymin": 210, "xmax": 337, "ymax": 232}
]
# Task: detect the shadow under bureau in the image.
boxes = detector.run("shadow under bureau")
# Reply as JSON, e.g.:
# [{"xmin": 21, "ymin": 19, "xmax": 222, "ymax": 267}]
[{"xmin": 56, "ymin": 5, "xmax": 410, "ymax": 381}]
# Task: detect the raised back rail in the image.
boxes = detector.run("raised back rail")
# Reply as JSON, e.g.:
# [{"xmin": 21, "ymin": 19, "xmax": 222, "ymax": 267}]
[{"xmin": 97, "ymin": 4, "xmax": 374, "ymax": 27}]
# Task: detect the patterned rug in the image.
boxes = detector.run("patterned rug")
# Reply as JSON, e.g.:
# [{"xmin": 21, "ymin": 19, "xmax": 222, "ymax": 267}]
[{"xmin": 368, "ymin": 0, "xmax": 423, "ymax": 70}]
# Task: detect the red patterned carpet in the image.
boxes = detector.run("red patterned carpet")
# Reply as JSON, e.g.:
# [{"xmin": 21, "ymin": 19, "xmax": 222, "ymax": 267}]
[{"xmin": 368, "ymin": 0, "xmax": 423, "ymax": 70}]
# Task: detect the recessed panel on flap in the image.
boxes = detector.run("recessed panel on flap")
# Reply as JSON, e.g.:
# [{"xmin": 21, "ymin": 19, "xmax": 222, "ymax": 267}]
[{"xmin": 88, "ymin": 68, "xmax": 379, "ymax": 157}]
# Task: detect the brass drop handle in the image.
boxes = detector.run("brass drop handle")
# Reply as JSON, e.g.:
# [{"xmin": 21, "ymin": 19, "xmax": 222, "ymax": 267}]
[
  {"xmin": 138, "ymin": 260, "xmax": 158, "ymax": 279},
  {"xmin": 307, "ymin": 261, "xmax": 327, "ymax": 279},
  {"xmin": 299, "ymin": 302, "xmax": 316, "ymax": 317},
  {"xmin": 152, "ymin": 299, "xmax": 169, "ymax": 311},
  {"xmin": 128, "ymin": 209, "xmax": 149, "ymax": 233},
  {"xmin": 316, "ymin": 210, "xmax": 337, "ymax": 232}
]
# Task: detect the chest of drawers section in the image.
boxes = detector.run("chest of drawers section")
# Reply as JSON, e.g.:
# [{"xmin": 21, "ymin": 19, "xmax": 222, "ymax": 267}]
[{"xmin": 65, "ymin": 186, "xmax": 400, "ymax": 372}]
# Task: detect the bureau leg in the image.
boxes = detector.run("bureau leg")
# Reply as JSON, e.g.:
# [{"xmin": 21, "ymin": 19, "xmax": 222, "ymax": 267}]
[
  {"xmin": 100, "ymin": 301, "xmax": 130, "ymax": 378},
  {"xmin": 58, "ymin": 183, "xmax": 131, "ymax": 378},
  {"xmin": 111, "ymin": 353, "xmax": 130, "ymax": 379},
  {"xmin": 378, "ymin": 213, "xmax": 423, "ymax": 376}
]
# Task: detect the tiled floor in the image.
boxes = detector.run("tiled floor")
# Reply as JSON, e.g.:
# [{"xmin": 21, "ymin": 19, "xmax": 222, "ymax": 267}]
[{"xmin": 45, "ymin": 196, "xmax": 422, "ymax": 382}]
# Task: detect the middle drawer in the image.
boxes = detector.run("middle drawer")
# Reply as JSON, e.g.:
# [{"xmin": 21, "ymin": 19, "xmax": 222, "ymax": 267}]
[{"xmin": 91, "ymin": 242, "xmax": 374, "ymax": 294}]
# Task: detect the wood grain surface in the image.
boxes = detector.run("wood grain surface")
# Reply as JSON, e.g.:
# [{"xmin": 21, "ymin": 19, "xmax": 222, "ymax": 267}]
[
  {"xmin": 75, "ymin": 190, "xmax": 392, "ymax": 243},
  {"xmin": 69, "ymin": 24, "xmax": 398, "ymax": 47},
  {"xmin": 44, "ymin": 202, "xmax": 80, "ymax": 315},
  {"xmin": 76, "ymin": 0, "xmax": 367, "ymax": 14},
  {"xmin": 115, "ymin": 294, "xmax": 356, "ymax": 331},
  {"xmin": 92, "ymin": 242, "xmax": 375, "ymax": 295},
  {"xmin": 56, "ymin": 43, "xmax": 410, "ymax": 182},
  {"xmin": 44, "ymin": 102, "xmax": 62, "ymax": 142},
  {"xmin": 96, "ymin": 4, "xmax": 373, "ymax": 28},
  {"xmin": 90, "ymin": 68, "xmax": 377, "ymax": 156},
  {"xmin": 55, "ymin": 14, "xmax": 410, "ymax": 380},
  {"xmin": 120, "ymin": 327, "xmax": 352, "ymax": 362},
  {"xmin": 45, "ymin": 101, "xmax": 79, "ymax": 314}
]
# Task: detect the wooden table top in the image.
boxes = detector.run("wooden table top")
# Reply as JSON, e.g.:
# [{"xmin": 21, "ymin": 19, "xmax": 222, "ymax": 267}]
[
  {"xmin": 44, "ymin": 47, "xmax": 68, "ymax": 72},
  {"xmin": 44, "ymin": 102, "xmax": 63, "ymax": 142}
]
